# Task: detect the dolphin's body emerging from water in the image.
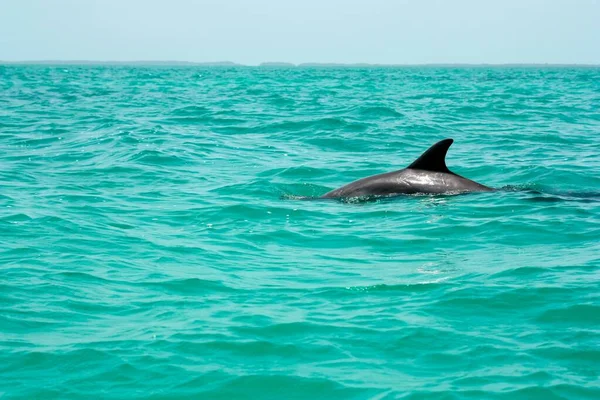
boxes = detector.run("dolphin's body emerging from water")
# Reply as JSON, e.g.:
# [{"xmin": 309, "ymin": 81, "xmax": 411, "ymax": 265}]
[{"xmin": 321, "ymin": 139, "xmax": 493, "ymax": 199}]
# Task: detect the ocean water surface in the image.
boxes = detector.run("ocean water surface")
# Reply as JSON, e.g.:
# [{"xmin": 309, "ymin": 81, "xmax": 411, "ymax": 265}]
[{"xmin": 1, "ymin": 65, "xmax": 599, "ymax": 399}]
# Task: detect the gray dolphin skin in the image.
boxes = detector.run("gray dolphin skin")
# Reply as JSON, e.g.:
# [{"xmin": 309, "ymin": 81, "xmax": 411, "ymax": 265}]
[{"xmin": 321, "ymin": 138, "xmax": 494, "ymax": 199}]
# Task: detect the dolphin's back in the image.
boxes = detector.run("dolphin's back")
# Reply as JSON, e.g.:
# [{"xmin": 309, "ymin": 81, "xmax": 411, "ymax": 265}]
[
  {"xmin": 320, "ymin": 139, "xmax": 493, "ymax": 199},
  {"xmin": 321, "ymin": 171, "xmax": 411, "ymax": 198}
]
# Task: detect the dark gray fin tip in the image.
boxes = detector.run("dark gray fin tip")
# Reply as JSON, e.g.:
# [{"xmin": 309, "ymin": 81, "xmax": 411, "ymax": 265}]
[{"xmin": 407, "ymin": 138, "xmax": 454, "ymax": 173}]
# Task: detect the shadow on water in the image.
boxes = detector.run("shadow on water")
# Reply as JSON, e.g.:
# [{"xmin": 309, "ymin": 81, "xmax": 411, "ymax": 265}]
[{"xmin": 501, "ymin": 185, "xmax": 600, "ymax": 203}]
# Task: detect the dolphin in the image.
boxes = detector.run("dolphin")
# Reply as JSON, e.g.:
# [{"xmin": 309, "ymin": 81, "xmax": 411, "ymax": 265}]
[{"xmin": 321, "ymin": 138, "xmax": 494, "ymax": 199}]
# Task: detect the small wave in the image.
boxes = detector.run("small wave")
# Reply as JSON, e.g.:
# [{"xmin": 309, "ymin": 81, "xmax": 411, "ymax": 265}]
[
  {"xmin": 280, "ymin": 194, "xmax": 317, "ymax": 201},
  {"xmin": 358, "ymin": 106, "xmax": 404, "ymax": 118},
  {"xmin": 0, "ymin": 213, "xmax": 33, "ymax": 223},
  {"xmin": 491, "ymin": 266, "xmax": 548, "ymax": 278},
  {"xmin": 145, "ymin": 278, "xmax": 236, "ymax": 295},
  {"xmin": 183, "ymin": 374, "xmax": 370, "ymax": 399},
  {"xmin": 130, "ymin": 149, "xmax": 188, "ymax": 166},
  {"xmin": 317, "ymin": 281, "xmax": 449, "ymax": 296},
  {"xmin": 165, "ymin": 105, "xmax": 213, "ymax": 123},
  {"xmin": 536, "ymin": 304, "xmax": 600, "ymax": 325}
]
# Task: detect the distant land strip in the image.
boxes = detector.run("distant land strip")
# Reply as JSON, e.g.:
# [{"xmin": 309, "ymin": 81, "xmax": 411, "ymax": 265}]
[{"xmin": 1, "ymin": 60, "xmax": 598, "ymax": 67}]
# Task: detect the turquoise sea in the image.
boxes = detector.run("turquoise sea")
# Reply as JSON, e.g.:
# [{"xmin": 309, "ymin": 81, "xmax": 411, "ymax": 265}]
[{"xmin": 1, "ymin": 65, "xmax": 599, "ymax": 399}]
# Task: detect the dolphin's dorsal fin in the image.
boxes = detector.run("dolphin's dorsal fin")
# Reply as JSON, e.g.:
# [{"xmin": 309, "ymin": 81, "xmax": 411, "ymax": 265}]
[{"xmin": 407, "ymin": 138, "xmax": 453, "ymax": 173}]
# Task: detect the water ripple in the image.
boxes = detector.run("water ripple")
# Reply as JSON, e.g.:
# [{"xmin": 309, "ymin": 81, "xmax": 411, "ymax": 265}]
[{"xmin": 1, "ymin": 65, "xmax": 599, "ymax": 399}]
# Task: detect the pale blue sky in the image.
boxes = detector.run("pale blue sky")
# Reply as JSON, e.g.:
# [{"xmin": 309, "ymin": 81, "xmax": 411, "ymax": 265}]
[{"xmin": 1, "ymin": 0, "xmax": 599, "ymax": 64}]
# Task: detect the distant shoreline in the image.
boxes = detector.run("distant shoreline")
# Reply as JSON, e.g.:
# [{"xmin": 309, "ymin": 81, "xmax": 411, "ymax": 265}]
[{"xmin": 1, "ymin": 60, "xmax": 598, "ymax": 68}]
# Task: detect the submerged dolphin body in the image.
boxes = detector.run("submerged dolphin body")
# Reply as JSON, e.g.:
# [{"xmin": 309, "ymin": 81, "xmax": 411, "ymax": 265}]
[{"xmin": 321, "ymin": 139, "xmax": 493, "ymax": 199}]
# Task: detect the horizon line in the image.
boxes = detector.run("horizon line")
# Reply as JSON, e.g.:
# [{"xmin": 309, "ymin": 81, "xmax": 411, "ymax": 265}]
[{"xmin": 1, "ymin": 60, "xmax": 599, "ymax": 68}]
